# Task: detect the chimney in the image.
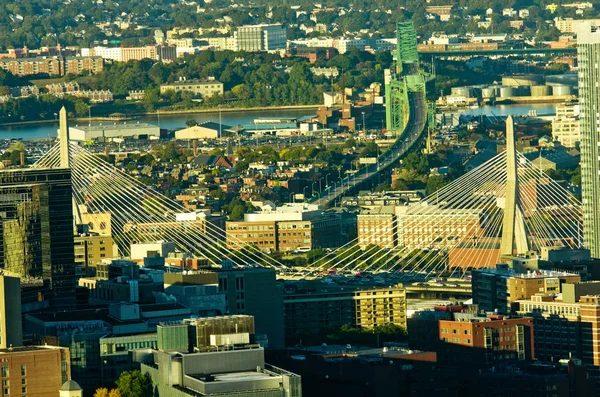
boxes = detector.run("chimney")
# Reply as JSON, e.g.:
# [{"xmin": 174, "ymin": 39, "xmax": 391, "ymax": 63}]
[
  {"xmin": 20, "ymin": 151, "xmax": 25, "ymax": 166},
  {"xmin": 104, "ymin": 146, "xmax": 109, "ymax": 158}
]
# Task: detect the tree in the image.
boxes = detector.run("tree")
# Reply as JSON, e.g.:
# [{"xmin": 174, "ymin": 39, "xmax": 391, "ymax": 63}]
[
  {"xmin": 185, "ymin": 119, "xmax": 198, "ymax": 127},
  {"xmin": 94, "ymin": 389, "xmax": 121, "ymax": 397},
  {"xmin": 231, "ymin": 84, "xmax": 251, "ymax": 100},
  {"xmin": 109, "ymin": 389, "xmax": 122, "ymax": 397},
  {"xmin": 116, "ymin": 370, "xmax": 153, "ymax": 397},
  {"xmin": 94, "ymin": 389, "xmax": 109, "ymax": 397}
]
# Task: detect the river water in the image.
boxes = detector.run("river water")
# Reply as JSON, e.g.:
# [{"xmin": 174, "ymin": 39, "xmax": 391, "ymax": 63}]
[
  {"xmin": 0, "ymin": 108, "xmax": 318, "ymax": 140},
  {"xmin": 0, "ymin": 103, "xmax": 560, "ymax": 140},
  {"xmin": 458, "ymin": 103, "xmax": 557, "ymax": 117}
]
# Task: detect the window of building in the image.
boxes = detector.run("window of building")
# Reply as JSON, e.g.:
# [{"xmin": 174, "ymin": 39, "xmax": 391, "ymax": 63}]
[
  {"xmin": 2, "ymin": 366, "xmax": 8, "ymax": 378},
  {"xmin": 20, "ymin": 365, "xmax": 25, "ymax": 377},
  {"xmin": 235, "ymin": 276, "xmax": 244, "ymax": 290}
]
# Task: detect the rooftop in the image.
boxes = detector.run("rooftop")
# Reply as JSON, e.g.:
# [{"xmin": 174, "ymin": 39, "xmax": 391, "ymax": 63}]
[
  {"xmin": 0, "ymin": 345, "xmax": 65, "ymax": 354},
  {"xmin": 162, "ymin": 79, "xmax": 222, "ymax": 86},
  {"xmin": 69, "ymin": 123, "xmax": 159, "ymax": 131},
  {"xmin": 475, "ymin": 267, "xmax": 576, "ymax": 279}
]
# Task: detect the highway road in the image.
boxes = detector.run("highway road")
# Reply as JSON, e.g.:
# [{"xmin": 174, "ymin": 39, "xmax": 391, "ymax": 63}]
[{"xmin": 314, "ymin": 91, "xmax": 427, "ymax": 207}]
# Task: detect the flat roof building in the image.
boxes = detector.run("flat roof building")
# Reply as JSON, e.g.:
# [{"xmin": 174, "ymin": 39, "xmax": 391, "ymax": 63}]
[
  {"xmin": 68, "ymin": 123, "xmax": 160, "ymax": 141},
  {"xmin": 234, "ymin": 24, "xmax": 287, "ymax": 52},
  {"xmin": 160, "ymin": 79, "xmax": 224, "ymax": 98},
  {"xmin": 135, "ymin": 315, "xmax": 301, "ymax": 397},
  {"xmin": 472, "ymin": 264, "xmax": 580, "ymax": 314}
]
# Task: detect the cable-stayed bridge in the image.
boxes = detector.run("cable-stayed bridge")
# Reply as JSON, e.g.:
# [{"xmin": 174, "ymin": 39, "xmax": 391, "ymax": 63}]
[{"xmin": 35, "ymin": 110, "xmax": 582, "ymax": 279}]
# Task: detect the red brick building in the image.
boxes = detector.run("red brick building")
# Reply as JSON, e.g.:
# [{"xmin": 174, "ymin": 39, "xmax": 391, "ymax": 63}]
[{"xmin": 409, "ymin": 308, "xmax": 535, "ymax": 367}]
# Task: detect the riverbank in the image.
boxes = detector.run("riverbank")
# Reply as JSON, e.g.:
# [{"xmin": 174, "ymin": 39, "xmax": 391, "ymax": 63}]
[
  {"xmin": 147, "ymin": 104, "xmax": 321, "ymax": 116},
  {"xmin": 0, "ymin": 104, "xmax": 321, "ymax": 128}
]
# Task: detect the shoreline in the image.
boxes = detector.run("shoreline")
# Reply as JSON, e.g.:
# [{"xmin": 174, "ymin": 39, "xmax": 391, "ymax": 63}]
[{"xmin": 0, "ymin": 104, "xmax": 321, "ymax": 128}]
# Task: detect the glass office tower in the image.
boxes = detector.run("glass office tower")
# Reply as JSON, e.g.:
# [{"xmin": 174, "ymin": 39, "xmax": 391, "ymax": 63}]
[{"xmin": 0, "ymin": 168, "xmax": 75, "ymax": 309}]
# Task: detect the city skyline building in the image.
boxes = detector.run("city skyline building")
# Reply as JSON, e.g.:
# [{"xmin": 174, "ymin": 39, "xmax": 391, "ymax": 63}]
[
  {"xmin": 0, "ymin": 168, "xmax": 76, "ymax": 309},
  {"xmin": 577, "ymin": 22, "xmax": 600, "ymax": 258},
  {"xmin": 0, "ymin": 275, "xmax": 22, "ymax": 349}
]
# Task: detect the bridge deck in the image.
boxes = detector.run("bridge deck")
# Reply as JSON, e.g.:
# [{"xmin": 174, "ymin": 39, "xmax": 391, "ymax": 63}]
[{"xmin": 314, "ymin": 91, "xmax": 427, "ymax": 207}]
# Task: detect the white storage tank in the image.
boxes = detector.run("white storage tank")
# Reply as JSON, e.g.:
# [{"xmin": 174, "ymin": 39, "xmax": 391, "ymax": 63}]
[
  {"xmin": 501, "ymin": 74, "xmax": 542, "ymax": 87},
  {"xmin": 551, "ymin": 84, "xmax": 571, "ymax": 96},
  {"xmin": 499, "ymin": 86, "xmax": 515, "ymax": 98},
  {"xmin": 481, "ymin": 87, "xmax": 495, "ymax": 98},
  {"xmin": 451, "ymin": 87, "xmax": 470, "ymax": 97},
  {"xmin": 530, "ymin": 85, "xmax": 551, "ymax": 97}
]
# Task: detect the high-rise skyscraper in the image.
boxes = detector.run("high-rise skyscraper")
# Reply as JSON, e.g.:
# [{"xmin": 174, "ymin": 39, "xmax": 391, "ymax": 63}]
[
  {"xmin": 577, "ymin": 22, "xmax": 600, "ymax": 258},
  {"xmin": 0, "ymin": 168, "xmax": 76, "ymax": 309},
  {"xmin": 0, "ymin": 274, "xmax": 23, "ymax": 348}
]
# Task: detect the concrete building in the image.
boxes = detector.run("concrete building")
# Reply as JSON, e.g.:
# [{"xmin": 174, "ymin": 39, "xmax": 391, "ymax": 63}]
[
  {"xmin": 226, "ymin": 216, "xmax": 342, "ymax": 252},
  {"xmin": 516, "ymin": 284, "xmax": 600, "ymax": 365},
  {"xmin": 135, "ymin": 315, "xmax": 301, "ymax": 397},
  {"xmin": 160, "ymin": 79, "xmax": 224, "ymax": 98},
  {"xmin": 576, "ymin": 22, "xmax": 600, "ymax": 258},
  {"xmin": 207, "ymin": 37, "xmax": 236, "ymax": 51},
  {"xmin": 121, "ymin": 46, "xmax": 157, "ymax": 62},
  {"xmin": 233, "ymin": 24, "xmax": 287, "ymax": 52},
  {"xmin": 357, "ymin": 206, "xmax": 398, "ymax": 249},
  {"xmin": 68, "ymin": 123, "xmax": 160, "ymax": 141},
  {"xmin": 130, "ymin": 241, "xmax": 176, "ymax": 260},
  {"xmin": 226, "ymin": 203, "xmax": 342, "ymax": 252},
  {"xmin": 25, "ymin": 302, "xmax": 192, "ymax": 391},
  {"xmin": 552, "ymin": 103, "xmax": 580, "ymax": 148},
  {"xmin": 0, "ymin": 275, "xmax": 22, "ymax": 349},
  {"xmin": 163, "ymin": 272, "xmax": 226, "ymax": 314},
  {"xmin": 284, "ymin": 284, "xmax": 406, "ymax": 345},
  {"xmin": 472, "ymin": 264, "xmax": 580, "ymax": 314},
  {"xmin": 217, "ymin": 267, "xmax": 284, "ymax": 348},
  {"xmin": 73, "ymin": 233, "xmax": 116, "ymax": 275},
  {"xmin": 82, "ymin": 46, "xmax": 123, "ymax": 61},
  {"xmin": 555, "ymin": 17, "xmax": 600, "ymax": 33}
]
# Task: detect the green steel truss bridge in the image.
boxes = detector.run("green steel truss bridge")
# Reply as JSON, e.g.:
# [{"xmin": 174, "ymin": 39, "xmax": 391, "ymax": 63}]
[{"xmin": 313, "ymin": 22, "xmax": 434, "ymax": 208}]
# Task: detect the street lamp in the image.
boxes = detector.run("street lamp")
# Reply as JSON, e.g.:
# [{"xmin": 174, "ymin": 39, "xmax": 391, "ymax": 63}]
[
  {"xmin": 289, "ymin": 192, "xmax": 295, "ymax": 203},
  {"xmin": 303, "ymin": 186, "xmax": 308, "ymax": 200},
  {"xmin": 362, "ymin": 112, "xmax": 366, "ymax": 135}
]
